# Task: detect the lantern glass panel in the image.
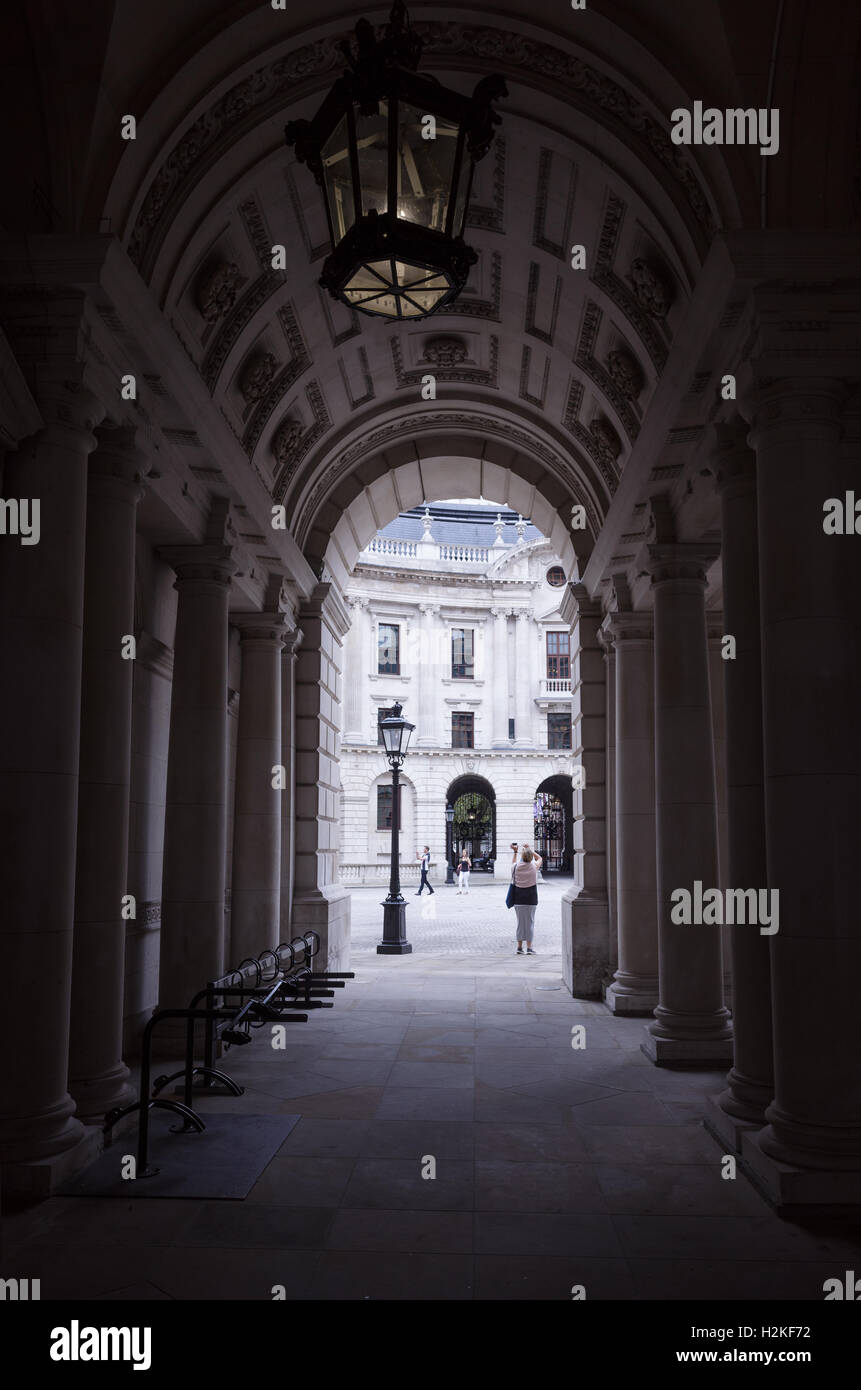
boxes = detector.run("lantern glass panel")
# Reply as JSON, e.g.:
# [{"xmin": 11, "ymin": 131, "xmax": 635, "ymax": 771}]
[
  {"xmin": 394, "ymin": 103, "xmax": 459, "ymax": 232},
  {"xmin": 355, "ymin": 105, "xmax": 390, "ymax": 216},
  {"xmin": 450, "ymin": 143, "xmax": 473, "ymax": 238},
  {"xmin": 321, "ymin": 115, "xmax": 356, "ymax": 243}
]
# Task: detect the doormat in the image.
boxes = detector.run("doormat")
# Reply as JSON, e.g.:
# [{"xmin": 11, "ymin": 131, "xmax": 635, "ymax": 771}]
[{"xmin": 58, "ymin": 1113, "xmax": 300, "ymax": 1200}]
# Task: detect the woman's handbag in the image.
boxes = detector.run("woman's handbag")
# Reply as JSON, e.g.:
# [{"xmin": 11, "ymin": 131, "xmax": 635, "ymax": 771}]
[{"xmin": 505, "ymin": 870, "xmax": 516, "ymax": 910}]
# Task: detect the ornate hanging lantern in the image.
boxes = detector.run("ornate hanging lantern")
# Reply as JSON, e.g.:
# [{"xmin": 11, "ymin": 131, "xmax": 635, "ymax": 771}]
[{"xmin": 285, "ymin": 1, "xmax": 506, "ymax": 321}]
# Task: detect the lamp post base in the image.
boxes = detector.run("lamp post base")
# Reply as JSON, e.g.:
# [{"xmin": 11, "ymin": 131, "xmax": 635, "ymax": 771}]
[{"xmin": 378, "ymin": 899, "xmax": 412, "ymax": 954}]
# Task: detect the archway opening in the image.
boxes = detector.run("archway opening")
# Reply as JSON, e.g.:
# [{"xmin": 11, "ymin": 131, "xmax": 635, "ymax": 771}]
[
  {"xmin": 534, "ymin": 775, "xmax": 573, "ymax": 874},
  {"xmin": 446, "ymin": 775, "xmax": 496, "ymax": 872}
]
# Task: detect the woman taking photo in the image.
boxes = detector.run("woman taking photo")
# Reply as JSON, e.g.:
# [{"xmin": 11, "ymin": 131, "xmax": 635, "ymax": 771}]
[{"xmin": 509, "ymin": 842, "xmax": 542, "ymax": 955}]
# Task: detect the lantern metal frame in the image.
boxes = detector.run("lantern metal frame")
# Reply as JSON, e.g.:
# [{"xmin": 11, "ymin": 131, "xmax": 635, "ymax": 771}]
[{"xmin": 285, "ymin": 1, "xmax": 506, "ymax": 321}]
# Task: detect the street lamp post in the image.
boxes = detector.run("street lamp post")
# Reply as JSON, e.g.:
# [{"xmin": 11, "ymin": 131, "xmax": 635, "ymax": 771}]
[
  {"xmin": 445, "ymin": 803, "xmax": 455, "ymax": 885},
  {"xmin": 378, "ymin": 701, "xmax": 415, "ymax": 954}
]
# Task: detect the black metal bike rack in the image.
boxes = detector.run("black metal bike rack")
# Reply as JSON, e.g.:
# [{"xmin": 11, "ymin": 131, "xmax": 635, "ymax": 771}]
[{"xmin": 103, "ymin": 931, "xmax": 356, "ymax": 1179}]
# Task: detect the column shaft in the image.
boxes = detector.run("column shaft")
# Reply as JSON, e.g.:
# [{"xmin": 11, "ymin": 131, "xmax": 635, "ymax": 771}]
[
  {"xmin": 713, "ymin": 428, "xmax": 773, "ymax": 1131},
  {"xmin": 69, "ymin": 428, "xmax": 146, "ymax": 1121},
  {"xmin": 230, "ymin": 616, "xmax": 287, "ymax": 964},
  {"xmin": 158, "ymin": 544, "xmax": 234, "ymax": 1009},
  {"xmin": 0, "ymin": 383, "xmax": 104, "ymax": 1190},
  {"xmin": 279, "ymin": 630, "xmax": 302, "ymax": 940},
  {"xmin": 644, "ymin": 525, "xmax": 732, "ymax": 1063},
  {"xmin": 605, "ymin": 614, "xmax": 659, "ymax": 1015}
]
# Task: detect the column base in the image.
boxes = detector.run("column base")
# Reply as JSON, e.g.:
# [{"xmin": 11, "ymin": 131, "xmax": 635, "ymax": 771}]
[
  {"xmin": 292, "ymin": 885, "xmax": 351, "ymax": 972},
  {"xmin": 69, "ymin": 1063, "xmax": 135, "ymax": 1127},
  {"xmin": 703, "ymin": 1092, "xmax": 762, "ymax": 1154},
  {"xmin": 739, "ymin": 1128, "xmax": 861, "ymax": 1208},
  {"xmin": 641, "ymin": 1029, "xmax": 734, "ymax": 1067},
  {"xmin": 604, "ymin": 977, "xmax": 659, "ymax": 1016},
  {"xmin": 1, "ymin": 1125, "xmax": 104, "ymax": 1201},
  {"xmin": 561, "ymin": 892, "xmax": 609, "ymax": 998}
]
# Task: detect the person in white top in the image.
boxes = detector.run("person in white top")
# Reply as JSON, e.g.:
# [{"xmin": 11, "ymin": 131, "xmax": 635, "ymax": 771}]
[{"xmin": 415, "ymin": 846, "xmax": 434, "ymax": 895}]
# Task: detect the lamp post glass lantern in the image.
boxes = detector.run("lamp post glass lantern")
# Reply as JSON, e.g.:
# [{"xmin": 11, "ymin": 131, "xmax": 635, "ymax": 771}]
[
  {"xmin": 377, "ymin": 701, "xmax": 415, "ymax": 953},
  {"xmin": 285, "ymin": 1, "xmax": 506, "ymax": 321}
]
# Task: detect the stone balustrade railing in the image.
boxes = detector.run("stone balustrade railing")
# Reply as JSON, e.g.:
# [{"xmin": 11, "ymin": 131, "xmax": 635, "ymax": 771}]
[
  {"xmin": 541, "ymin": 677, "xmax": 572, "ymax": 694},
  {"xmin": 438, "ymin": 543, "xmax": 490, "ymax": 563}
]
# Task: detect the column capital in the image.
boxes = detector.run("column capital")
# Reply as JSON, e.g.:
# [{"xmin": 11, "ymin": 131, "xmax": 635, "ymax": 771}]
[
  {"xmin": 709, "ymin": 421, "xmax": 756, "ymax": 496},
  {"xmin": 88, "ymin": 423, "xmax": 151, "ymax": 501},
  {"xmin": 231, "ymin": 611, "xmax": 291, "ymax": 646},
  {"xmin": 419, "ymin": 602, "xmax": 441, "ymax": 617},
  {"xmin": 32, "ymin": 378, "xmax": 106, "ymax": 451},
  {"xmin": 741, "ymin": 376, "xmax": 847, "ymax": 443},
  {"xmin": 299, "ymin": 581, "xmax": 351, "ymax": 639},
  {"xmin": 158, "ymin": 543, "xmax": 237, "ymax": 590},
  {"xmin": 646, "ymin": 541, "xmax": 720, "ymax": 587},
  {"xmin": 282, "ymin": 626, "xmax": 304, "ymax": 658},
  {"xmin": 560, "ymin": 581, "xmax": 602, "ymax": 627},
  {"xmin": 602, "ymin": 610, "xmax": 654, "ymax": 643}
]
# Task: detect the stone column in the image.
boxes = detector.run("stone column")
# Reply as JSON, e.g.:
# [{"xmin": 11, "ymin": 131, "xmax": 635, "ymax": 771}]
[
  {"xmin": 740, "ymin": 375, "xmax": 861, "ymax": 1202},
  {"xmin": 604, "ymin": 611, "xmax": 659, "ymax": 1015},
  {"xmin": 342, "ymin": 597, "xmax": 366, "ymax": 742},
  {"xmin": 642, "ymin": 499, "xmax": 732, "ymax": 1064},
  {"xmin": 279, "ymin": 628, "xmax": 302, "ymax": 941},
  {"xmin": 560, "ymin": 584, "xmax": 609, "ymax": 996},
  {"xmin": 705, "ymin": 423, "xmax": 773, "ymax": 1147},
  {"xmin": 490, "ymin": 606, "xmax": 511, "ymax": 746},
  {"xmin": 292, "ymin": 583, "xmax": 352, "ymax": 970},
  {"xmin": 69, "ymin": 426, "xmax": 147, "ymax": 1123},
  {"xmin": 0, "ymin": 380, "xmax": 105, "ymax": 1194},
  {"xmin": 602, "ymin": 628, "xmax": 618, "ymax": 977},
  {"xmin": 229, "ymin": 609, "xmax": 289, "ymax": 964},
  {"xmin": 158, "ymin": 528, "xmax": 236, "ymax": 1012},
  {"xmin": 416, "ymin": 602, "xmax": 440, "ymax": 747},
  {"xmin": 513, "ymin": 609, "xmax": 533, "ymax": 747}
]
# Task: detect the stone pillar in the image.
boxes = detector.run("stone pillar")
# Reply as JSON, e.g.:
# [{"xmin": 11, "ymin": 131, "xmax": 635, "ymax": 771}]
[
  {"xmin": 602, "ymin": 628, "xmax": 618, "ymax": 977},
  {"xmin": 229, "ymin": 609, "xmax": 289, "ymax": 964},
  {"xmin": 705, "ymin": 424, "xmax": 774, "ymax": 1149},
  {"xmin": 560, "ymin": 584, "xmax": 609, "ymax": 996},
  {"xmin": 292, "ymin": 583, "xmax": 351, "ymax": 971},
  {"xmin": 158, "ymin": 528, "xmax": 235, "ymax": 1012},
  {"xmin": 69, "ymin": 426, "xmax": 147, "ymax": 1123},
  {"xmin": 513, "ymin": 609, "xmax": 533, "ymax": 747},
  {"xmin": 604, "ymin": 611, "xmax": 659, "ymax": 1015},
  {"xmin": 416, "ymin": 602, "xmax": 440, "ymax": 747},
  {"xmin": 740, "ymin": 375, "xmax": 861, "ymax": 1202},
  {"xmin": 342, "ymin": 596, "xmax": 366, "ymax": 742},
  {"xmin": 0, "ymin": 380, "xmax": 105, "ymax": 1194},
  {"xmin": 279, "ymin": 628, "xmax": 302, "ymax": 941},
  {"xmin": 642, "ymin": 500, "xmax": 732, "ymax": 1064},
  {"xmin": 490, "ymin": 606, "xmax": 511, "ymax": 746}
]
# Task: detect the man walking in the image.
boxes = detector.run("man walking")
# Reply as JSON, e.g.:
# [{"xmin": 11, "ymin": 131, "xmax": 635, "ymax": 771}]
[{"xmin": 416, "ymin": 845, "xmax": 434, "ymax": 895}]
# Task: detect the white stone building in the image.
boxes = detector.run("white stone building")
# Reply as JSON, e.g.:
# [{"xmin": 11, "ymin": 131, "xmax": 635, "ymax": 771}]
[{"xmin": 339, "ymin": 502, "xmax": 580, "ymax": 886}]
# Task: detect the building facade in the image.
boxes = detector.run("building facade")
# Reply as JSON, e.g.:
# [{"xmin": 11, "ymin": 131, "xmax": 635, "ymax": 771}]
[{"xmin": 339, "ymin": 503, "xmax": 579, "ymax": 885}]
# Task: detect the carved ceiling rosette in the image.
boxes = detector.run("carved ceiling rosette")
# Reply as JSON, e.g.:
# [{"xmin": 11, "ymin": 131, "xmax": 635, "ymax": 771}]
[
  {"xmin": 196, "ymin": 262, "xmax": 243, "ymax": 323},
  {"xmin": 590, "ymin": 415, "xmax": 623, "ymax": 468},
  {"xmin": 606, "ymin": 347, "xmax": 644, "ymax": 400},
  {"xmin": 628, "ymin": 258, "xmax": 673, "ymax": 318},
  {"xmin": 272, "ymin": 417, "xmax": 304, "ymax": 470},
  {"xmin": 239, "ymin": 351, "xmax": 279, "ymax": 402},
  {"xmin": 421, "ymin": 335, "xmax": 469, "ymax": 369}
]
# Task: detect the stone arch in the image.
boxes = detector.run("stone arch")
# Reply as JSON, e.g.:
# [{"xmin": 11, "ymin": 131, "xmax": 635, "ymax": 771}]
[
  {"xmin": 535, "ymin": 774, "xmax": 574, "ymax": 875},
  {"xmin": 300, "ymin": 428, "xmax": 592, "ymax": 592},
  {"xmin": 446, "ymin": 773, "xmax": 497, "ymax": 866}
]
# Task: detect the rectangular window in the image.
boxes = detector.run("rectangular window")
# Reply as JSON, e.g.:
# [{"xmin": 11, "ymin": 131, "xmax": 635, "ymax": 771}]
[
  {"xmin": 378, "ymin": 623, "xmax": 400, "ymax": 675},
  {"xmin": 548, "ymin": 713, "xmax": 572, "ymax": 750},
  {"xmin": 546, "ymin": 631, "xmax": 570, "ymax": 680},
  {"xmin": 508, "ymin": 717, "xmax": 515, "ymax": 740},
  {"xmin": 376, "ymin": 783, "xmax": 402, "ymax": 830},
  {"xmin": 377, "ymin": 705, "xmax": 397, "ymax": 746},
  {"xmin": 452, "ymin": 712, "xmax": 474, "ymax": 749},
  {"xmin": 451, "ymin": 628, "xmax": 474, "ymax": 679}
]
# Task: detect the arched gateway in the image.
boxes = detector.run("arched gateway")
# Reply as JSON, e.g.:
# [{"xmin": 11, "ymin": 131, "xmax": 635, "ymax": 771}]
[{"xmin": 1, "ymin": 0, "xmax": 859, "ymax": 1211}]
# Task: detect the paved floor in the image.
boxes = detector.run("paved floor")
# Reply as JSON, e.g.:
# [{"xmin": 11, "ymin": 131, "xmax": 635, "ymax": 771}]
[
  {"xmin": 349, "ymin": 878, "xmax": 570, "ymax": 956},
  {"xmin": 3, "ymin": 889, "xmax": 860, "ymax": 1301}
]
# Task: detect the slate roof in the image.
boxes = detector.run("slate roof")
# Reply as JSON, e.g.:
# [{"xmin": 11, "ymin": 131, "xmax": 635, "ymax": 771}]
[{"xmin": 378, "ymin": 502, "xmax": 544, "ymax": 547}]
